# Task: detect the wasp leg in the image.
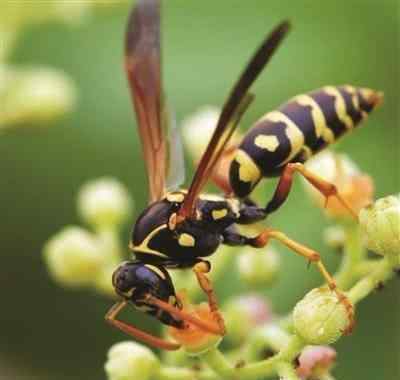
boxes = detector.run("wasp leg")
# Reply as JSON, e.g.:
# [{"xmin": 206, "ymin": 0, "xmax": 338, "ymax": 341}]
[
  {"xmin": 192, "ymin": 261, "xmax": 226, "ymax": 335},
  {"xmin": 105, "ymin": 300, "xmax": 181, "ymax": 351},
  {"xmin": 249, "ymin": 229, "xmax": 355, "ymax": 334},
  {"xmin": 147, "ymin": 295, "xmax": 224, "ymax": 336},
  {"xmin": 265, "ymin": 162, "xmax": 358, "ymax": 220}
]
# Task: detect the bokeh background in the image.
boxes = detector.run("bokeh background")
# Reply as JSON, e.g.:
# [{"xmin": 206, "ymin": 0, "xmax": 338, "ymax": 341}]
[{"xmin": 0, "ymin": 0, "xmax": 398, "ymax": 379}]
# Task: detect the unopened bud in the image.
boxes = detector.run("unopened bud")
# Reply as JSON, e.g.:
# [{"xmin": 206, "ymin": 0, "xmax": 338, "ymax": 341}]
[
  {"xmin": 105, "ymin": 341, "xmax": 160, "ymax": 380},
  {"xmin": 237, "ymin": 246, "xmax": 280, "ymax": 288},
  {"xmin": 223, "ymin": 294, "xmax": 272, "ymax": 346},
  {"xmin": 293, "ymin": 287, "xmax": 351, "ymax": 345},
  {"xmin": 296, "ymin": 345, "xmax": 337, "ymax": 380},
  {"xmin": 0, "ymin": 66, "xmax": 76, "ymax": 129},
  {"xmin": 43, "ymin": 226, "xmax": 103, "ymax": 287},
  {"xmin": 359, "ymin": 195, "xmax": 400, "ymax": 267},
  {"xmin": 78, "ymin": 178, "xmax": 133, "ymax": 229}
]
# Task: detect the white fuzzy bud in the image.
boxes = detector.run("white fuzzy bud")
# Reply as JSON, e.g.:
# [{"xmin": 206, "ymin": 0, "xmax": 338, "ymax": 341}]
[
  {"xmin": 105, "ymin": 341, "xmax": 160, "ymax": 380},
  {"xmin": 43, "ymin": 226, "xmax": 104, "ymax": 287},
  {"xmin": 359, "ymin": 195, "xmax": 400, "ymax": 266},
  {"xmin": 293, "ymin": 287, "xmax": 351, "ymax": 345},
  {"xmin": 0, "ymin": 66, "xmax": 76, "ymax": 129},
  {"xmin": 77, "ymin": 178, "xmax": 133, "ymax": 229},
  {"xmin": 237, "ymin": 246, "xmax": 280, "ymax": 288}
]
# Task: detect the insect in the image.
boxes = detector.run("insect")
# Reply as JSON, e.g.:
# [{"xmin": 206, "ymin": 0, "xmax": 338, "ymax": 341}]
[{"xmin": 106, "ymin": 0, "xmax": 383, "ymax": 350}]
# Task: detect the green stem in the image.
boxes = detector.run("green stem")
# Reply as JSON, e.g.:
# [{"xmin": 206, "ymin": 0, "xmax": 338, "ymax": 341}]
[
  {"xmin": 237, "ymin": 335, "xmax": 305, "ymax": 380},
  {"xmin": 158, "ymin": 366, "xmax": 218, "ymax": 380},
  {"xmin": 335, "ymin": 225, "xmax": 364, "ymax": 290},
  {"xmin": 201, "ymin": 348, "xmax": 234, "ymax": 379},
  {"xmin": 348, "ymin": 258, "xmax": 394, "ymax": 304},
  {"xmin": 276, "ymin": 361, "xmax": 300, "ymax": 380}
]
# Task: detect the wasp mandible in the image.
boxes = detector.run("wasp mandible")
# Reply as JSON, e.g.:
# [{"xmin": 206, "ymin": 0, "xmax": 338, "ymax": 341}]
[{"xmin": 106, "ymin": 0, "xmax": 383, "ymax": 351}]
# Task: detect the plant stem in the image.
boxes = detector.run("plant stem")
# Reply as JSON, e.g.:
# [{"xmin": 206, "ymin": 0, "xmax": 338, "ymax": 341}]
[
  {"xmin": 335, "ymin": 224, "xmax": 364, "ymax": 290},
  {"xmin": 201, "ymin": 347, "xmax": 234, "ymax": 378},
  {"xmin": 348, "ymin": 258, "xmax": 394, "ymax": 304},
  {"xmin": 158, "ymin": 366, "xmax": 218, "ymax": 380},
  {"xmin": 276, "ymin": 361, "xmax": 300, "ymax": 380},
  {"xmin": 237, "ymin": 335, "xmax": 305, "ymax": 380}
]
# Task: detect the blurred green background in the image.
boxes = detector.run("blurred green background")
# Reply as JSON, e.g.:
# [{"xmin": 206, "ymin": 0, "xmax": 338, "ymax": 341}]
[{"xmin": 0, "ymin": 0, "xmax": 398, "ymax": 379}]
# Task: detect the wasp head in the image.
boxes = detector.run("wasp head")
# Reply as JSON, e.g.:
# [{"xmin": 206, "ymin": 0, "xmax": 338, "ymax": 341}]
[{"xmin": 112, "ymin": 261, "xmax": 184, "ymax": 328}]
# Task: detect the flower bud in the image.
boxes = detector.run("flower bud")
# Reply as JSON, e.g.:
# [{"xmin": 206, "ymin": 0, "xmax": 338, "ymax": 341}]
[
  {"xmin": 296, "ymin": 345, "xmax": 337, "ymax": 379},
  {"xmin": 237, "ymin": 246, "xmax": 280, "ymax": 288},
  {"xmin": 293, "ymin": 287, "xmax": 351, "ymax": 345},
  {"xmin": 169, "ymin": 303, "xmax": 222, "ymax": 356},
  {"xmin": 359, "ymin": 195, "xmax": 400, "ymax": 266},
  {"xmin": 43, "ymin": 226, "xmax": 104, "ymax": 287},
  {"xmin": 77, "ymin": 178, "xmax": 133, "ymax": 229},
  {"xmin": 323, "ymin": 225, "xmax": 346, "ymax": 250},
  {"xmin": 302, "ymin": 150, "xmax": 374, "ymax": 220},
  {"xmin": 0, "ymin": 66, "xmax": 76, "ymax": 129},
  {"xmin": 105, "ymin": 341, "xmax": 160, "ymax": 380},
  {"xmin": 223, "ymin": 294, "xmax": 272, "ymax": 346}
]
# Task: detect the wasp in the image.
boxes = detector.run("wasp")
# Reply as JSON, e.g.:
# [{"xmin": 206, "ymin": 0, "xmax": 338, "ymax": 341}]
[{"xmin": 106, "ymin": 0, "xmax": 383, "ymax": 350}]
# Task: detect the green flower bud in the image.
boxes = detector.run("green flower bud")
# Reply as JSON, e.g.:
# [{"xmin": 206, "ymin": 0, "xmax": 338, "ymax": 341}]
[
  {"xmin": 77, "ymin": 178, "xmax": 133, "ymax": 229},
  {"xmin": 323, "ymin": 225, "xmax": 346, "ymax": 250},
  {"xmin": 293, "ymin": 287, "xmax": 351, "ymax": 345},
  {"xmin": 43, "ymin": 226, "xmax": 104, "ymax": 287},
  {"xmin": 223, "ymin": 294, "xmax": 272, "ymax": 346},
  {"xmin": 105, "ymin": 341, "xmax": 160, "ymax": 380},
  {"xmin": 359, "ymin": 195, "xmax": 400, "ymax": 266},
  {"xmin": 237, "ymin": 246, "xmax": 280, "ymax": 288},
  {"xmin": 0, "ymin": 66, "xmax": 76, "ymax": 129}
]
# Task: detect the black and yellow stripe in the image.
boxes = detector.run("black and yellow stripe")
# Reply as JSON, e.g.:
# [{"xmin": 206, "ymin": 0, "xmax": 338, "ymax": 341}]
[{"xmin": 229, "ymin": 85, "xmax": 383, "ymax": 198}]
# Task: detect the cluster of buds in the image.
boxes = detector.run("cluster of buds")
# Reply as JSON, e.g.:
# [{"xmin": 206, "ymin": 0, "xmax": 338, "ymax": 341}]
[
  {"xmin": 0, "ymin": 1, "xmax": 129, "ymax": 130},
  {"xmin": 0, "ymin": 65, "xmax": 76, "ymax": 130},
  {"xmin": 43, "ymin": 177, "xmax": 133, "ymax": 295}
]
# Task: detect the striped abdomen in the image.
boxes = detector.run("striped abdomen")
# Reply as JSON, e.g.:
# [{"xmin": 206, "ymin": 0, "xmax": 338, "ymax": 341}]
[{"xmin": 229, "ymin": 85, "xmax": 383, "ymax": 198}]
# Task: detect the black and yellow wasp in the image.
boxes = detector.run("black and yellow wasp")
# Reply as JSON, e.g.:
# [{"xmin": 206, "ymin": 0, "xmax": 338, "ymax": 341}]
[{"xmin": 106, "ymin": 0, "xmax": 382, "ymax": 350}]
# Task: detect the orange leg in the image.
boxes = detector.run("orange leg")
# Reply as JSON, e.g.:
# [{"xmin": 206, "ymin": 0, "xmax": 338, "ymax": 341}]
[
  {"xmin": 250, "ymin": 229, "xmax": 355, "ymax": 334},
  {"xmin": 192, "ymin": 261, "xmax": 226, "ymax": 335},
  {"xmin": 147, "ymin": 295, "xmax": 224, "ymax": 336},
  {"xmin": 105, "ymin": 300, "xmax": 181, "ymax": 351},
  {"xmin": 265, "ymin": 162, "xmax": 358, "ymax": 220}
]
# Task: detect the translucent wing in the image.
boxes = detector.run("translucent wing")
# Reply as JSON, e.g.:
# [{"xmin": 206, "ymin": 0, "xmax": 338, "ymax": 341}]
[
  {"xmin": 165, "ymin": 107, "xmax": 186, "ymax": 191},
  {"xmin": 178, "ymin": 21, "xmax": 291, "ymax": 218},
  {"xmin": 125, "ymin": 0, "xmax": 166, "ymax": 203}
]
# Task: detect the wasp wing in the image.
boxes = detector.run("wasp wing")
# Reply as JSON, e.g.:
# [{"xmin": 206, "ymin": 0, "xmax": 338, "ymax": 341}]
[
  {"xmin": 125, "ymin": 0, "xmax": 167, "ymax": 203},
  {"xmin": 179, "ymin": 20, "xmax": 291, "ymax": 218},
  {"xmin": 165, "ymin": 107, "xmax": 186, "ymax": 192}
]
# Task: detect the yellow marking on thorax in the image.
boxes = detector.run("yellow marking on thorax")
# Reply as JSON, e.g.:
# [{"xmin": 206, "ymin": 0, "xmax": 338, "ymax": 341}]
[
  {"xmin": 144, "ymin": 264, "xmax": 166, "ymax": 280},
  {"xmin": 212, "ymin": 208, "xmax": 228, "ymax": 220},
  {"xmin": 131, "ymin": 224, "xmax": 169, "ymax": 258},
  {"xmin": 263, "ymin": 111, "xmax": 305, "ymax": 165},
  {"xmin": 199, "ymin": 194, "xmax": 225, "ymax": 202},
  {"xmin": 294, "ymin": 94, "xmax": 335, "ymax": 143},
  {"xmin": 323, "ymin": 86, "xmax": 354, "ymax": 129},
  {"xmin": 254, "ymin": 134, "xmax": 279, "ymax": 151},
  {"xmin": 178, "ymin": 233, "xmax": 195, "ymax": 247},
  {"xmin": 166, "ymin": 192, "xmax": 185, "ymax": 203},
  {"xmin": 234, "ymin": 149, "xmax": 261, "ymax": 184}
]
